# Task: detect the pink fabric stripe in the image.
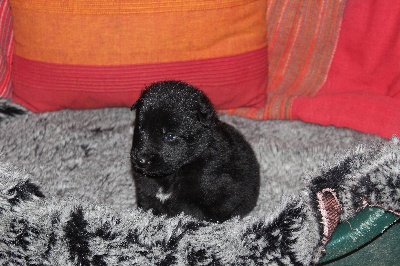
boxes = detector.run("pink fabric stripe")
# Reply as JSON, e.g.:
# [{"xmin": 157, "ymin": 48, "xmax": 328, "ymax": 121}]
[
  {"xmin": 0, "ymin": 0, "xmax": 13, "ymax": 98},
  {"xmin": 12, "ymin": 47, "xmax": 268, "ymax": 112}
]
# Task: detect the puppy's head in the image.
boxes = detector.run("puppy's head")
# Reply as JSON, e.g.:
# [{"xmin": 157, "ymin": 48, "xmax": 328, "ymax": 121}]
[{"xmin": 130, "ymin": 80, "xmax": 217, "ymax": 177}]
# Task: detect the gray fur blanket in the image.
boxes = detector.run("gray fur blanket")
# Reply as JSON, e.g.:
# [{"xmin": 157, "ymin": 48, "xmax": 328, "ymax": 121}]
[{"xmin": 0, "ymin": 101, "xmax": 399, "ymax": 265}]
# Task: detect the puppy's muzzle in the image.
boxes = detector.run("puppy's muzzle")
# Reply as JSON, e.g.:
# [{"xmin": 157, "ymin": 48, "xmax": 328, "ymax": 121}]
[{"xmin": 133, "ymin": 150, "xmax": 155, "ymax": 169}]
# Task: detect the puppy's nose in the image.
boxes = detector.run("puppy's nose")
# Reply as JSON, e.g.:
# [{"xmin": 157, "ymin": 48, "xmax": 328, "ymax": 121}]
[
  {"xmin": 137, "ymin": 157, "xmax": 149, "ymax": 167},
  {"xmin": 136, "ymin": 152, "xmax": 153, "ymax": 168}
]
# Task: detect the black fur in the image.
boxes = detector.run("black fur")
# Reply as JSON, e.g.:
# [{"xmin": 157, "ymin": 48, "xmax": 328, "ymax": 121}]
[
  {"xmin": 130, "ymin": 81, "xmax": 260, "ymax": 222},
  {"xmin": 0, "ymin": 100, "xmax": 26, "ymax": 122}
]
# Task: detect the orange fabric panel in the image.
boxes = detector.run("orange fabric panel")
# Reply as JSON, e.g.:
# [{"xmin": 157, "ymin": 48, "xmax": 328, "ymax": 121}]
[
  {"xmin": 11, "ymin": 0, "xmax": 267, "ymax": 65},
  {"xmin": 10, "ymin": 0, "xmax": 256, "ymax": 14}
]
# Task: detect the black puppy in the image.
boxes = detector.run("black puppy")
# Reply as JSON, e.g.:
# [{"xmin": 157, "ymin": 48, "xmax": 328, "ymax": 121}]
[{"xmin": 130, "ymin": 81, "xmax": 260, "ymax": 222}]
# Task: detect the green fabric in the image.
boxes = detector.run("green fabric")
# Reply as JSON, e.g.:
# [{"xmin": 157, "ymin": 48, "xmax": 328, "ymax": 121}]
[{"xmin": 319, "ymin": 207, "xmax": 400, "ymax": 265}]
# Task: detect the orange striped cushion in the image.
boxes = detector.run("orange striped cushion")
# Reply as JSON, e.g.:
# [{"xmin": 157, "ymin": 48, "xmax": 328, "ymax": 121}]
[
  {"xmin": 9, "ymin": 0, "xmax": 268, "ymax": 112},
  {"xmin": 0, "ymin": 0, "xmax": 13, "ymax": 98}
]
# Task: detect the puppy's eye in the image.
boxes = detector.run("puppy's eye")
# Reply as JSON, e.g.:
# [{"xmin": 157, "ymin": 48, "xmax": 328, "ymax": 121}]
[{"xmin": 164, "ymin": 132, "xmax": 176, "ymax": 141}]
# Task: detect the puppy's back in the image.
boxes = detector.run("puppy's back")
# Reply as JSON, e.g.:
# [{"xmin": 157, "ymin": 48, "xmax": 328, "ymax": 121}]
[{"xmin": 216, "ymin": 121, "xmax": 260, "ymax": 217}]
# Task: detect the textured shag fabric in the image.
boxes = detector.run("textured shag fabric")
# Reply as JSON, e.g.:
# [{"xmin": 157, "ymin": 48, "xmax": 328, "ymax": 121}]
[{"xmin": 0, "ymin": 101, "xmax": 399, "ymax": 265}]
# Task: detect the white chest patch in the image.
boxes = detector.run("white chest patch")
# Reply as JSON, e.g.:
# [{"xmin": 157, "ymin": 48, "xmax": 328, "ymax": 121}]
[{"xmin": 156, "ymin": 188, "xmax": 172, "ymax": 203}]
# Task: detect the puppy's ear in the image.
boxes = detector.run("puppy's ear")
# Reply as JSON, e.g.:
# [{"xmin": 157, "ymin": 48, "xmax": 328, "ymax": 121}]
[
  {"xmin": 196, "ymin": 100, "xmax": 216, "ymax": 127},
  {"xmin": 130, "ymin": 102, "xmax": 138, "ymax": 111}
]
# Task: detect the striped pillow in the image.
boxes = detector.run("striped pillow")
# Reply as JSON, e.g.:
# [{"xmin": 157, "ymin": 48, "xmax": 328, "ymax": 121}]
[
  {"xmin": 0, "ymin": 0, "xmax": 13, "ymax": 98},
  {"xmin": 225, "ymin": 1, "xmax": 347, "ymax": 120},
  {"xmin": 9, "ymin": 0, "xmax": 268, "ymax": 112}
]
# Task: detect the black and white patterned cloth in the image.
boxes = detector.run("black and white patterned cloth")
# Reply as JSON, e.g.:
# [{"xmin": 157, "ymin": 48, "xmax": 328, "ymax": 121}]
[{"xmin": 0, "ymin": 103, "xmax": 399, "ymax": 265}]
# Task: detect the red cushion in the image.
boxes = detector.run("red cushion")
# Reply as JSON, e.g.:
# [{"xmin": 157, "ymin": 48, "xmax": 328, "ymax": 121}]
[
  {"xmin": 292, "ymin": 0, "xmax": 400, "ymax": 138},
  {"xmin": 9, "ymin": 0, "xmax": 268, "ymax": 112}
]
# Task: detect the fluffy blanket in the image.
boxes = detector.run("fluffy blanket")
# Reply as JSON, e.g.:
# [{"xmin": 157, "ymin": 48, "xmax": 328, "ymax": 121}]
[{"xmin": 0, "ymin": 101, "xmax": 399, "ymax": 265}]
